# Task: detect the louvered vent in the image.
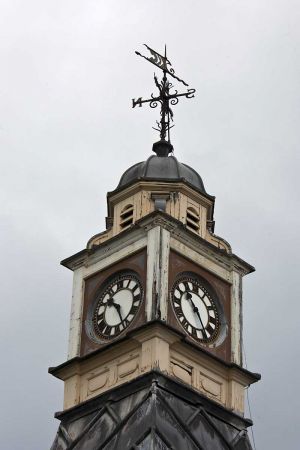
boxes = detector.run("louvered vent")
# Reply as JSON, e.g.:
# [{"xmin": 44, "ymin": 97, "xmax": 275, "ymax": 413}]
[
  {"xmin": 186, "ymin": 207, "xmax": 200, "ymax": 233},
  {"xmin": 120, "ymin": 204, "xmax": 134, "ymax": 230}
]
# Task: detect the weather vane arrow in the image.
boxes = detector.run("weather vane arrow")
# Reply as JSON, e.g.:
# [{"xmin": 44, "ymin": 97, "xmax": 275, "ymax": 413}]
[{"xmin": 132, "ymin": 44, "xmax": 196, "ymax": 151}]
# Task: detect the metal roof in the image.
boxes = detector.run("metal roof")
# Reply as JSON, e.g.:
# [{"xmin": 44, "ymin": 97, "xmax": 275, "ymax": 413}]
[
  {"xmin": 117, "ymin": 154, "xmax": 207, "ymax": 194},
  {"xmin": 51, "ymin": 371, "xmax": 253, "ymax": 450}
]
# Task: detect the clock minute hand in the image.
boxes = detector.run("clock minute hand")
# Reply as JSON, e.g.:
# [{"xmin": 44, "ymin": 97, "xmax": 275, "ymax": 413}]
[
  {"xmin": 186, "ymin": 292, "xmax": 207, "ymax": 337},
  {"xmin": 113, "ymin": 301, "xmax": 123, "ymax": 323}
]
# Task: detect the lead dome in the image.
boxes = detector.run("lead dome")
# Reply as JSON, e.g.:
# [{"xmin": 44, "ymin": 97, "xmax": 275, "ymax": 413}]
[{"xmin": 117, "ymin": 154, "xmax": 207, "ymax": 195}]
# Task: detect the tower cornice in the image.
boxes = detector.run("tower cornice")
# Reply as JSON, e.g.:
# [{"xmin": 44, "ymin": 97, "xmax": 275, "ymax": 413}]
[
  {"xmin": 49, "ymin": 320, "xmax": 260, "ymax": 413},
  {"xmin": 61, "ymin": 211, "xmax": 254, "ymax": 278}
]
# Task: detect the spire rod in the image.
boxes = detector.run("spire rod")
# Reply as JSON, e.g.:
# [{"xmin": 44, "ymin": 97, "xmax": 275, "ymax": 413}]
[{"xmin": 132, "ymin": 44, "xmax": 196, "ymax": 154}]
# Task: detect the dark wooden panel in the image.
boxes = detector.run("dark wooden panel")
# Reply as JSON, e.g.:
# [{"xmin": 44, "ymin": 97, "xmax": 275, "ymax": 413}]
[
  {"xmin": 168, "ymin": 250, "xmax": 232, "ymax": 362},
  {"xmin": 80, "ymin": 249, "xmax": 147, "ymax": 356}
]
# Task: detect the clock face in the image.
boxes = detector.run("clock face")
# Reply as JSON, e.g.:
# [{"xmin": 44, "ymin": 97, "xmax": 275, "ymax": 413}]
[
  {"xmin": 93, "ymin": 273, "xmax": 143, "ymax": 340},
  {"xmin": 171, "ymin": 276, "xmax": 220, "ymax": 343}
]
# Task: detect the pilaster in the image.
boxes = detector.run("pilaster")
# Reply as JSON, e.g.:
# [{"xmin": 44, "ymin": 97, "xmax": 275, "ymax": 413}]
[{"xmin": 146, "ymin": 226, "xmax": 170, "ymax": 321}]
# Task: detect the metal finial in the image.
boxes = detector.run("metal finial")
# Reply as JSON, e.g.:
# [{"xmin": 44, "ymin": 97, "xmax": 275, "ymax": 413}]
[{"xmin": 132, "ymin": 44, "xmax": 196, "ymax": 154}]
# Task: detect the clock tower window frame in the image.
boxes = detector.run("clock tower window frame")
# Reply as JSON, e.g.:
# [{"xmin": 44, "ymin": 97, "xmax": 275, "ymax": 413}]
[
  {"xmin": 186, "ymin": 206, "xmax": 200, "ymax": 233},
  {"xmin": 120, "ymin": 204, "xmax": 134, "ymax": 230}
]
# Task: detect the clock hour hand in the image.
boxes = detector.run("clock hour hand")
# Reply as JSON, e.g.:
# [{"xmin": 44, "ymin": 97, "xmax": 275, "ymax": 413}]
[
  {"xmin": 186, "ymin": 292, "xmax": 197, "ymax": 311},
  {"xmin": 186, "ymin": 292, "xmax": 207, "ymax": 337},
  {"xmin": 107, "ymin": 296, "xmax": 123, "ymax": 323}
]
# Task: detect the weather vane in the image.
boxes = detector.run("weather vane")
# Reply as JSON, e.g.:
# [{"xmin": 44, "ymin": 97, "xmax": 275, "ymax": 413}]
[{"xmin": 132, "ymin": 44, "xmax": 195, "ymax": 152}]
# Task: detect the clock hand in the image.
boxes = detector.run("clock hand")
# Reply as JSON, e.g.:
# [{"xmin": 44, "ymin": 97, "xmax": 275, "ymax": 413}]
[
  {"xmin": 186, "ymin": 292, "xmax": 197, "ymax": 311},
  {"xmin": 186, "ymin": 292, "xmax": 207, "ymax": 337},
  {"xmin": 113, "ymin": 302, "xmax": 123, "ymax": 323},
  {"xmin": 107, "ymin": 296, "xmax": 123, "ymax": 323}
]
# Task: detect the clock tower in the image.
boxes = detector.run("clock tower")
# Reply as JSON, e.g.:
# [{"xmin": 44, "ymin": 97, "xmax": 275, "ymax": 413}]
[{"xmin": 50, "ymin": 47, "xmax": 260, "ymax": 449}]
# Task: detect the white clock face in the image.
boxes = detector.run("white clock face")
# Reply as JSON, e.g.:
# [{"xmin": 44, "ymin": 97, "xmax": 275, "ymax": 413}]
[
  {"xmin": 93, "ymin": 273, "xmax": 143, "ymax": 340},
  {"xmin": 171, "ymin": 276, "xmax": 220, "ymax": 343}
]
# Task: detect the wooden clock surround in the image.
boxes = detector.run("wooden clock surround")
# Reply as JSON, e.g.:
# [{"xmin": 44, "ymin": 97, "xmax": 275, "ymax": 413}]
[
  {"xmin": 167, "ymin": 250, "xmax": 231, "ymax": 362},
  {"xmin": 80, "ymin": 249, "xmax": 147, "ymax": 356}
]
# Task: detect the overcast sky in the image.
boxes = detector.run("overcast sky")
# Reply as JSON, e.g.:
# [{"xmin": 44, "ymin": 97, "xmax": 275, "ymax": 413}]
[{"xmin": 0, "ymin": 1, "xmax": 299, "ymax": 449}]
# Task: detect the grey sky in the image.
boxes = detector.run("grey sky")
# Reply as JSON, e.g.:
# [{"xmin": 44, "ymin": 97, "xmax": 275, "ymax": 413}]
[{"xmin": 0, "ymin": 1, "xmax": 299, "ymax": 448}]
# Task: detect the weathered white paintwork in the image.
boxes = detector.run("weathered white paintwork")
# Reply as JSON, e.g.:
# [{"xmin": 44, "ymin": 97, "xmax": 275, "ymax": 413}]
[
  {"xmin": 146, "ymin": 226, "xmax": 170, "ymax": 321},
  {"xmin": 68, "ymin": 267, "xmax": 85, "ymax": 359},
  {"xmin": 231, "ymin": 271, "xmax": 242, "ymax": 365}
]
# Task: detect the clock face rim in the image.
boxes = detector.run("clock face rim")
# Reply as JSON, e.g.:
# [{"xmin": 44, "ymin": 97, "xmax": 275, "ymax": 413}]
[
  {"xmin": 171, "ymin": 274, "xmax": 221, "ymax": 344},
  {"xmin": 91, "ymin": 271, "xmax": 143, "ymax": 342}
]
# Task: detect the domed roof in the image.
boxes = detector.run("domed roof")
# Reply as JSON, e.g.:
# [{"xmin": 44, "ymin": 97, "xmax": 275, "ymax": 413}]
[{"xmin": 117, "ymin": 154, "xmax": 207, "ymax": 194}]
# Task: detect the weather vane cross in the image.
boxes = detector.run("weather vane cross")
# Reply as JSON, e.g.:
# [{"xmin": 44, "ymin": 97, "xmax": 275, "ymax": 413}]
[{"xmin": 132, "ymin": 44, "xmax": 196, "ymax": 148}]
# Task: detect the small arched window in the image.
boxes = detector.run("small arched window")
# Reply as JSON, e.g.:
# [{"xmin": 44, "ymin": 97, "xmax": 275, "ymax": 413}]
[
  {"xmin": 186, "ymin": 207, "xmax": 200, "ymax": 233},
  {"xmin": 120, "ymin": 204, "xmax": 134, "ymax": 230}
]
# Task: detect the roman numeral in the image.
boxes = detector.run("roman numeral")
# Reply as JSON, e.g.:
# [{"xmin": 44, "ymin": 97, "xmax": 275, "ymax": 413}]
[
  {"xmin": 209, "ymin": 316, "xmax": 217, "ymax": 325},
  {"xmin": 206, "ymin": 325, "xmax": 215, "ymax": 337},
  {"xmin": 123, "ymin": 318, "xmax": 130, "ymax": 328},
  {"xmin": 181, "ymin": 317, "xmax": 189, "ymax": 329},
  {"xmin": 183, "ymin": 281, "xmax": 190, "ymax": 291},
  {"xmin": 191, "ymin": 327, "xmax": 198, "ymax": 339},
  {"xmin": 97, "ymin": 312, "xmax": 105, "ymax": 322},
  {"xmin": 177, "ymin": 284, "xmax": 185, "ymax": 294},
  {"xmin": 131, "ymin": 304, "xmax": 139, "ymax": 315},
  {"xmin": 133, "ymin": 293, "xmax": 141, "ymax": 303},
  {"xmin": 107, "ymin": 288, "xmax": 115, "ymax": 297},
  {"xmin": 174, "ymin": 305, "xmax": 182, "ymax": 315},
  {"xmin": 105, "ymin": 325, "xmax": 112, "ymax": 336},
  {"xmin": 97, "ymin": 318, "xmax": 106, "ymax": 332},
  {"xmin": 131, "ymin": 284, "xmax": 139, "ymax": 294},
  {"xmin": 192, "ymin": 283, "xmax": 198, "ymax": 294},
  {"xmin": 117, "ymin": 280, "xmax": 124, "ymax": 290},
  {"xmin": 201, "ymin": 328, "xmax": 208, "ymax": 340}
]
